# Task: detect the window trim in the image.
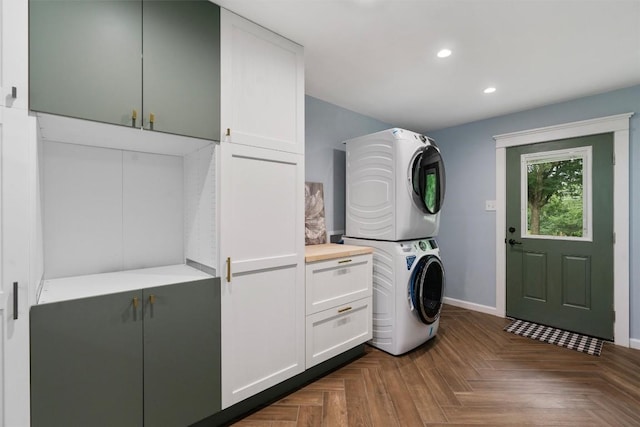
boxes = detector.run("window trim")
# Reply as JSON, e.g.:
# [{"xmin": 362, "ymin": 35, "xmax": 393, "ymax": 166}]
[{"xmin": 520, "ymin": 146, "xmax": 592, "ymax": 241}]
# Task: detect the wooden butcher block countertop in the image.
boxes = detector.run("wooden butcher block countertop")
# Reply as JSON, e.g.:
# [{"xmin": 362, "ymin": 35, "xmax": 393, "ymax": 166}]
[{"xmin": 304, "ymin": 243, "xmax": 373, "ymax": 263}]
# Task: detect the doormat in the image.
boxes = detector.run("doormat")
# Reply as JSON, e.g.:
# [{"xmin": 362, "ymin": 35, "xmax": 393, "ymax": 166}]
[{"xmin": 504, "ymin": 319, "xmax": 604, "ymax": 356}]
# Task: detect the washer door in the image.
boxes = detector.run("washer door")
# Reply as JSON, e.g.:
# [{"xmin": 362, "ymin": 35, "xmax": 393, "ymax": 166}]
[
  {"xmin": 410, "ymin": 141, "xmax": 446, "ymax": 215},
  {"xmin": 409, "ymin": 255, "xmax": 445, "ymax": 324}
]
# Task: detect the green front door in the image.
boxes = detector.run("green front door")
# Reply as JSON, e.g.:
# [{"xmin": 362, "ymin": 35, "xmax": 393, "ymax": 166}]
[{"xmin": 506, "ymin": 134, "xmax": 614, "ymax": 340}]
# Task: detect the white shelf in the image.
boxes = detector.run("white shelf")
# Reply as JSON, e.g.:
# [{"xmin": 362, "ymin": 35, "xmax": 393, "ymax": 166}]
[
  {"xmin": 38, "ymin": 264, "xmax": 214, "ymax": 304},
  {"xmin": 36, "ymin": 113, "xmax": 214, "ymax": 157}
]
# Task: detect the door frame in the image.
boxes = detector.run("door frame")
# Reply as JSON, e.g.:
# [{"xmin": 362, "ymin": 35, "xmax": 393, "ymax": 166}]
[{"xmin": 494, "ymin": 112, "xmax": 633, "ymax": 347}]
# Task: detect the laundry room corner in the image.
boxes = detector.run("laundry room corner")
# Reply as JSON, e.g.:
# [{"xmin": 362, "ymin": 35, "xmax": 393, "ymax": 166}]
[
  {"xmin": 428, "ymin": 85, "xmax": 640, "ymax": 344},
  {"xmin": 304, "ymin": 96, "xmax": 390, "ymax": 240}
]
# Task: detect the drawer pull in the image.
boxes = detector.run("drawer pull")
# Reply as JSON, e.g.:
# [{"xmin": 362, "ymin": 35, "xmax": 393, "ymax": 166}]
[
  {"xmin": 337, "ymin": 306, "xmax": 352, "ymax": 313},
  {"xmin": 226, "ymin": 257, "xmax": 232, "ymax": 283},
  {"xmin": 338, "ymin": 259, "xmax": 352, "ymax": 264}
]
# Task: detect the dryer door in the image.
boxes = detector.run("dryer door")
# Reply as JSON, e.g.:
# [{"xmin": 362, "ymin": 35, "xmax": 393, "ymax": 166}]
[
  {"xmin": 411, "ymin": 142, "xmax": 446, "ymax": 215},
  {"xmin": 409, "ymin": 254, "xmax": 445, "ymax": 324}
]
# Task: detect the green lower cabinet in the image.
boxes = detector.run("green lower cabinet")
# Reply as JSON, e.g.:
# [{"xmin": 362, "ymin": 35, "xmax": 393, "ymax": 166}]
[
  {"xmin": 30, "ymin": 278, "xmax": 221, "ymax": 427},
  {"xmin": 30, "ymin": 290, "xmax": 144, "ymax": 427},
  {"xmin": 143, "ymin": 280, "xmax": 221, "ymax": 426}
]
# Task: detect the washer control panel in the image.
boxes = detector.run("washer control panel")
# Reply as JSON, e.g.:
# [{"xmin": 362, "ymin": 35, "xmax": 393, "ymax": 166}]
[{"xmin": 399, "ymin": 239, "xmax": 438, "ymax": 253}]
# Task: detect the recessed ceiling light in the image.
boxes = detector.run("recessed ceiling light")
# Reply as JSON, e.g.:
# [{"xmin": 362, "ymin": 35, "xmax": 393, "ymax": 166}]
[
  {"xmin": 484, "ymin": 87, "xmax": 497, "ymax": 94},
  {"xmin": 437, "ymin": 49, "xmax": 452, "ymax": 58}
]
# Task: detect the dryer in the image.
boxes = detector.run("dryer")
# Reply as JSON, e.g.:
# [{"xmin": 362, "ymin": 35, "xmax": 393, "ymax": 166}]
[
  {"xmin": 343, "ymin": 237, "xmax": 445, "ymax": 356},
  {"xmin": 345, "ymin": 128, "xmax": 445, "ymax": 241}
]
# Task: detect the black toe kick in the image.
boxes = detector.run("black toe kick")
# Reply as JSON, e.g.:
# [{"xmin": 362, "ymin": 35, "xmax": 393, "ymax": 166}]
[{"xmin": 192, "ymin": 344, "xmax": 366, "ymax": 427}]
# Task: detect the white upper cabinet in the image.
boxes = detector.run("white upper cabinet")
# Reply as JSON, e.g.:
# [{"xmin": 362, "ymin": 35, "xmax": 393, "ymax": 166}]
[
  {"xmin": 220, "ymin": 8, "xmax": 304, "ymax": 154},
  {"xmin": 1, "ymin": 0, "xmax": 29, "ymax": 109}
]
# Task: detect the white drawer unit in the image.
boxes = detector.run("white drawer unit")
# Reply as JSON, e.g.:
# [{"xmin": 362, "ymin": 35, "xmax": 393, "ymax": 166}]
[
  {"xmin": 306, "ymin": 296, "xmax": 372, "ymax": 368},
  {"xmin": 304, "ymin": 244, "xmax": 373, "ymax": 368},
  {"xmin": 305, "ymin": 253, "xmax": 372, "ymax": 314}
]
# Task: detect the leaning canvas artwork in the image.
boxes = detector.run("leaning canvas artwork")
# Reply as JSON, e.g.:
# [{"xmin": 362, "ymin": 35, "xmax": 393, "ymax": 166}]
[{"xmin": 305, "ymin": 182, "xmax": 327, "ymax": 245}]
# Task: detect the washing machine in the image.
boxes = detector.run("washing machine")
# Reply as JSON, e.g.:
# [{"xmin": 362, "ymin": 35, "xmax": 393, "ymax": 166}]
[
  {"xmin": 345, "ymin": 128, "xmax": 445, "ymax": 241},
  {"xmin": 343, "ymin": 237, "xmax": 445, "ymax": 355}
]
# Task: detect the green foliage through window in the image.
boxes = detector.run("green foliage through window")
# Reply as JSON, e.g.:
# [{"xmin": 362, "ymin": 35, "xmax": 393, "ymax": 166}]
[{"xmin": 527, "ymin": 158, "xmax": 583, "ymax": 237}]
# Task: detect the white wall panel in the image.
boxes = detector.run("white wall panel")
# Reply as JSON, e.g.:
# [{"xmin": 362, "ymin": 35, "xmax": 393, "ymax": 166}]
[
  {"xmin": 30, "ymin": 119, "xmax": 44, "ymax": 302},
  {"xmin": 122, "ymin": 151, "xmax": 183, "ymax": 270},
  {"xmin": 43, "ymin": 142, "xmax": 123, "ymax": 279},
  {"xmin": 184, "ymin": 144, "xmax": 216, "ymax": 269}
]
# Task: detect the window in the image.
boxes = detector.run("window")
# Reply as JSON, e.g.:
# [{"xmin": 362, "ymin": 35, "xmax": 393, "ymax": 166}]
[{"xmin": 520, "ymin": 146, "xmax": 592, "ymax": 241}]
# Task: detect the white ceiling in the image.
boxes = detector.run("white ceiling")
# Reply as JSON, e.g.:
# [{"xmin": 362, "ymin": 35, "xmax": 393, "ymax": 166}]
[{"xmin": 215, "ymin": 0, "xmax": 640, "ymax": 133}]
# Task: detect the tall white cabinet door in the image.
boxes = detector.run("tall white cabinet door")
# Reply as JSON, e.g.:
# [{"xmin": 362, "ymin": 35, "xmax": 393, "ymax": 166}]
[
  {"xmin": 1, "ymin": 0, "xmax": 29, "ymax": 109},
  {"xmin": 220, "ymin": 8, "xmax": 304, "ymax": 155},
  {"xmin": 219, "ymin": 143, "xmax": 305, "ymax": 408},
  {"xmin": 0, "ymin": 107, "xmax": 33, "ymax": 426}
]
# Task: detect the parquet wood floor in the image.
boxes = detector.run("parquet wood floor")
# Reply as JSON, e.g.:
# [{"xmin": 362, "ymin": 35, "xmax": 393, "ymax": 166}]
[{"xmin": 231, "ymin": 305, "xmax": 640, "ymax": 426}]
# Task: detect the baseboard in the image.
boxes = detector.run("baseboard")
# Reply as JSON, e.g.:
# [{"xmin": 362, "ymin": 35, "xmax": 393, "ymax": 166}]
[
  {"xmin": 443, "ymin": 297, "xmax": 501, "ymax": 317},
  {"xmin": 630, "ymin": 338, "xmax": 640, "ymax": 350}
]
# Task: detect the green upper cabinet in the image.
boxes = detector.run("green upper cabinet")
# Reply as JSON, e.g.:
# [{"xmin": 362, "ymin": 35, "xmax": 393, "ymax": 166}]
[
  {"xmin": 29, "ymin": 0, "xmax": 142, "ymax": 127},
  {"xmin": 142, "ymin": 1, "xmax": 220, "ymax": 140},
  {"xmin": 29, "ymin": 0, "xmax": 221, "ymax": 141}
]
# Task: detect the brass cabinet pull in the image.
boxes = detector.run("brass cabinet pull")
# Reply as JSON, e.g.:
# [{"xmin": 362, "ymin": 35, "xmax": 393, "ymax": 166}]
[
  {"xmin": 226, "ymin": 257, "xmax": 231, "ymax": 283},
  {"xmin": 226, "ymin": 128, "xmax": 231, "ymax": 137},
  {"xmin": 337, "ymin": 306, "xmax": 352, "ymax": 313},
  {"xmin": 132, "ymin": 109, "xmax": 138, "ymax": 127},
  {"xmin": 338, "ymin": 259, "xmax": 352, "ymax": 264},
  {"xmin": 149, "ymin": 294, "xmax": 156, "ymax": 305},
  {"xmin": 148, "ymin": 113, "xmax": 155, "ymax": 130},
  {"xmin": 132, "ymin": 296, "xmax": 139, "ymax": 309}
]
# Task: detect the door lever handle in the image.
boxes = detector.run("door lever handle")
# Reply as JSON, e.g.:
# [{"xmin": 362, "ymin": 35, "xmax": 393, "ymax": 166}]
[{"xmin": 508, "ymin": 238, "xmax": 523, "ymax": 246}]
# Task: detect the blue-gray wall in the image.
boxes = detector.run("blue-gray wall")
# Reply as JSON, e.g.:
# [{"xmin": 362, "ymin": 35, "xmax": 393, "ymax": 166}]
[
  {"xmin": 305, "ymin": 95, "xmax": 390, "ymax": 235},
  {"xmin": 305, "ymin": 85, "xmax": 640, "ymax": 341},
  {"xmin": 428, "ymin": 84, "xmax": 640, "ymax": 340}
]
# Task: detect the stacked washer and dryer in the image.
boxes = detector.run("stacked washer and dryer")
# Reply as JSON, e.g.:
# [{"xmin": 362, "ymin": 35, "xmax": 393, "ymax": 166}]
[{"xmin": 343, "ymin": 128, "xmax": 446, "ymax": 356}]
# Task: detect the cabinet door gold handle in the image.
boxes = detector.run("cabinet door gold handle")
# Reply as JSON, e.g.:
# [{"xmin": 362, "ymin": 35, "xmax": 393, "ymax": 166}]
[
  {"xmin": 149, "ymin": 294, "xmax": 156, "ymax": 305},
  {"xmin": 226, "ymin": 128, "xmax": 231, "ymax": 137},
  {"xmin": 338, "ymin": 306, "xmax": 352, "ymax": 313},
  {"xmin": 132, "ymin": 296, "xmax": 139, "ymax": 309},
  {"xmin": 338, "ymin": 259, "xmax": 352, "ymax": 264},
  {"xmin": 132, "ymin": 109, "xmax": 138, "ymax": 127},
  {"xmin": 226, "ymin": 257, "xmax": 232, "ymax": 283}
]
